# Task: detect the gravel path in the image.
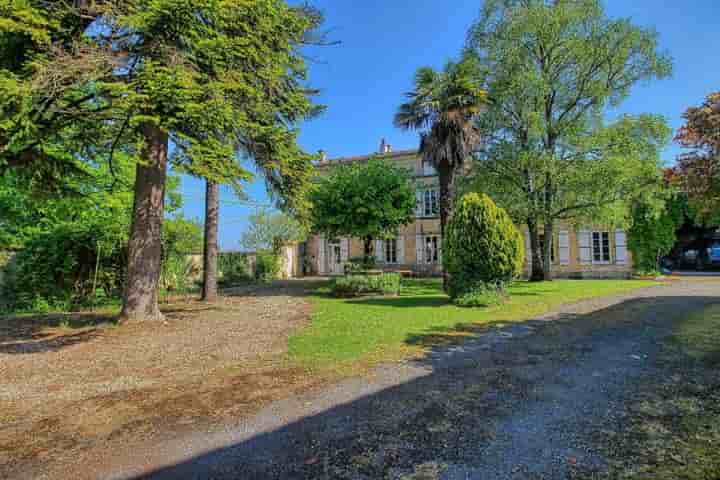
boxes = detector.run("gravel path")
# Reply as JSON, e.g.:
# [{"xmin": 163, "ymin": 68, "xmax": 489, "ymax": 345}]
[{"xmin": 61, "ymin": 280, "xmax": 720, "ymax": 479}]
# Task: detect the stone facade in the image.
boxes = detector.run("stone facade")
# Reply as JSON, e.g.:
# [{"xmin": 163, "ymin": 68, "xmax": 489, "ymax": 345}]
[{"xmin": 303, "ymin": 144, "xmax": 633, "ymax": 279}]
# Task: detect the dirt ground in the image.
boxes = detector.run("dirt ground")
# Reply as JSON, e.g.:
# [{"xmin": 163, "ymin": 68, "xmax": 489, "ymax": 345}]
[{"xmin": 0, "ymin": 281, "xmax": 325, "ymax": 479}]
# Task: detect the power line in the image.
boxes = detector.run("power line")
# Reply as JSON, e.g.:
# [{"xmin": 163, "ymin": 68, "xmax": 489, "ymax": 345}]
[{"xmin": 179, "ymin": 194, "xmax": 273, "ymax": 209}]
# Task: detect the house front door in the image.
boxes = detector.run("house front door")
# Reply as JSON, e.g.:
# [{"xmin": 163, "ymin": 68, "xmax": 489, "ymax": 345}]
[{"xmin": 328, "ymin": 242, "xmax": 343, "ymax": 275}]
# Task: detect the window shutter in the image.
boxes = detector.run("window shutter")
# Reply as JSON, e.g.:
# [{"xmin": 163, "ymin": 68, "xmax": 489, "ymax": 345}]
[
  {"xmin": 375, "ymin": 239, "xmax": 384, "ymax": 263},
  {"xmin": 416, "ymin": 235, "xmax": 424, "ymax": 264},
  {"xmin": 559, "ymin": 231, "xmax": 570, "ymax": 266},
  {"xmin": 340, "ymin": 238, "xmax": 349, "ymax": 262},
  {"xmin": 397, "ymin": 236, "xmax": 405, "ymax": 264},
  {"xmin": 524, "ymin": 231, "xmax": 532, "ymax": 265},
  {"xmin": 578, "ymin": 230, "xmax": 592, "ymax": 265},
  {"xmin": 437, "ymin": 236, "xmax": 443, "ymax": 264},
  {"xmin": 615, "ymin": 230, "xmax": 628, "ymax": 265},
  {"xmin": 416, "ymin": 190, "xmax": 423, "ymax": 217},
  {"xmin": 317, "ymin": 237, "xmax": 326, "ymax": 274}
]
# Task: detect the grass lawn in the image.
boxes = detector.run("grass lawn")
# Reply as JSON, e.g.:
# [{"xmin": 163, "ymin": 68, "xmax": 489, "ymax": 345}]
[
  {"xmin": 288, "ymin": 278, "xmax": 659, "ymax": 371},
  {"xmin": 673, "ymin": 303, "xmax": 720, "ymax": 362}
]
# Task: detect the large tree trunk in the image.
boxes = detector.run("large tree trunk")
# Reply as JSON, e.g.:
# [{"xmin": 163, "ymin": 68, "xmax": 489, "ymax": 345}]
[
  {"xmin": 202, "ymin": 180, "xmax": 220, "ymax": 302},
  {"xmin": 542, "ymin": 218, "xmax": 554, "ymax": 281},
  {"xmin": 119, "ymin": 123, "xmax": 168, "ymax": 323},
  {"xmin": 527, "ymin": 218, "xmax": 545, "ymax": 282},
  {"xmin": 438, "ymin": 162, "xmax": 457, "ymax": 290}
]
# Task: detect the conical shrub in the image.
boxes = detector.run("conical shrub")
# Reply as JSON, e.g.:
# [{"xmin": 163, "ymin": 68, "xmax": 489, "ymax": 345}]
[{"xmin": 444, "ymin": 193, "xmax": 524, "ymax": 298}]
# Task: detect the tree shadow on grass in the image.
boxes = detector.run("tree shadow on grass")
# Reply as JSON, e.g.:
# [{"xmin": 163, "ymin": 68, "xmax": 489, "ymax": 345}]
[
  {"xmin": 345, "ymin": 296, "xmax": 450, "ymax": 308},
  {"xmin": 0, "ymin": 313, "xmax": 112, "ymax": 355}
]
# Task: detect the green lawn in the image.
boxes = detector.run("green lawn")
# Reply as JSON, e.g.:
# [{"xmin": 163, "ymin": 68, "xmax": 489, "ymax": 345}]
[
  {"xmin": 673, "ymin": 303, "xmax": 720, "ymax": 363},
  {"xmin": 288, "ymin": 278, "xmax": 659, "ymax": 371}
]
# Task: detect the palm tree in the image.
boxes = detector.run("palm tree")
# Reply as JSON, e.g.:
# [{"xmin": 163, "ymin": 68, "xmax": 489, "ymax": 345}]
[{"xmin": 395, "ymin": 54, "xmax": 487, "ymax": 285}]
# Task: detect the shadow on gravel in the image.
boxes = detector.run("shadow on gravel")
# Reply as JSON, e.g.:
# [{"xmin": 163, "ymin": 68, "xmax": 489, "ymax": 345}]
[
  {"xmin": 222, "ymin": 279, "xmax": 328, "ymax": 299},
  {"xmin": 0, "ymin": 313, "xmax": 111, "ymax": 355},
  {"xmin": 129, "ymin": 295, "xmax": 719, "ymax": 480}
]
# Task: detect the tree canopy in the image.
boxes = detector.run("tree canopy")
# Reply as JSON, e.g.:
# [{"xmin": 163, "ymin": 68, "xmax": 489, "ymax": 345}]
[
  {"xmin": 466, "ymin": 0, "xmax": 672, "ymax": 280},
  {"xmin": 0, "ymin": 1, "xmax": 322, "ymax": 320},
  {"xmin": 394, "ymin": 54, "xmax": 488, "ymax": 239},
  {"xmin": 0, "ymin": 1, "xmax": 319, "ymax": 196},
  {"xmin": 676, "ymin": 92, "xmax": 720, "ymax": 226},
  {"xmin": 309, "ymin": 158, "xmax": 416, "ymax": 255},
  {"xmin": 627, "ymin": 192, "xmax": 684, "ymax": 273},
  {"xmin": 241, "ymin": 209, "xmax": 307, "ymax": 253}
]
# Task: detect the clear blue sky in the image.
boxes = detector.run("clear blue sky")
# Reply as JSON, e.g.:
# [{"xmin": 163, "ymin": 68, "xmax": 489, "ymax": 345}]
[{"xmin": 179, "ymin": 0, "xmax": 720, "ymax": 250}]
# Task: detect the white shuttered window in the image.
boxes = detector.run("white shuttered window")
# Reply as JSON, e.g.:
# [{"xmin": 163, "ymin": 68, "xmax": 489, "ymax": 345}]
[
  {"xmin": 558, "ymin": 231, "xmax": 570, "ymax": 265},
  {"xmin": 592, "ymin": 232, "xmax": 611, "ymax": 264},
  {"xmin": 578, "ymin": 230, "xmax": 592, "ymax": 265}
]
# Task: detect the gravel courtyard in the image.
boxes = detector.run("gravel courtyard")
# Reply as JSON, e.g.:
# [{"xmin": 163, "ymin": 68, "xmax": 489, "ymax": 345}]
[
  {"xmin": 3, "ymin": 279, "xmax": 718, "ymax": 480},
  {"xmin": 132, "ymin": 279, "xmax": 719, "ymax": 480}
]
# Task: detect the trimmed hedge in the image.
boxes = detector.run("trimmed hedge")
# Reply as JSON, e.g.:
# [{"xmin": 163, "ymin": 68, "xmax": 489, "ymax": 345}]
[
  {"xmin": 332, "ymin": 273, "xmax": 401, "ymax": 297},
  {"xmin": 444, "ymin": 193, "xmax": 524, "ymax": 299}
]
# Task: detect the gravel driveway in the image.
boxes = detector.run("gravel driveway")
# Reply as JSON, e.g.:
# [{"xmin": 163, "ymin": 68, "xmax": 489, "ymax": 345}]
[{"xmin": 84, "ymin": 279, "xmax": 717, "ymax": 480}]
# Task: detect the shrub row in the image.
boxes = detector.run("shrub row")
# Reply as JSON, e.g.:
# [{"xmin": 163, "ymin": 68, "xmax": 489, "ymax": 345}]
[{"xmin": 332, "ymin": 273, "xmax": 401, "ymax": 297}]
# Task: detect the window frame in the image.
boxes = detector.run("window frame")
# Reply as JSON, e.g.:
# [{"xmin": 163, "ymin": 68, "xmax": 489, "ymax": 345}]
[
  {"xmin": 422, "ymin": 189, "xmax": 439, "ymax": 217},
  {"xmin": 592, "ymin": 231, "xmax": 611, "ymax": 264},
  {"xmin": 385, "ymin": 238, "xmax": 398, "ymax": 264}
]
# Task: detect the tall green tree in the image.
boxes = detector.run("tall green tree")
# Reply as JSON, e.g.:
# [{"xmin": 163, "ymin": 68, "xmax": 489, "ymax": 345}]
[
  {"xmin": 310, "ymin": 158, "xmax": 416, "ymax": 257},
  {"xmin": 0, "ymin": 1, "xmax": 320, "ymax": 321},
  {"xmin": 627, "ymin": 192, "xmax": 684, "ymax": 273},
  {"xmin": 395, "ymin": 55, "xmax": 488, "ymax": 280},
  {"xmin": 466, "ymin": 0, "xmax": 672, "ymax": 281}
]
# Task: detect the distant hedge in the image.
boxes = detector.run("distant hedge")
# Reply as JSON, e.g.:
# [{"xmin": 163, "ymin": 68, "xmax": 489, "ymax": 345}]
[
  {"xmin": 332, "ymin": 273, "xmax": 401, "ymax": 297},
  {"xmin": 444, "ymin": 193, "xmax": 524, "ymax": 299}
]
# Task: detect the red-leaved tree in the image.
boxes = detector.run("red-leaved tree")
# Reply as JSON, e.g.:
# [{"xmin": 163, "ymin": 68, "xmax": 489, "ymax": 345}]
[{"xmin": 676, "ymin": 92, "xmax": 720, "ymax": 224}]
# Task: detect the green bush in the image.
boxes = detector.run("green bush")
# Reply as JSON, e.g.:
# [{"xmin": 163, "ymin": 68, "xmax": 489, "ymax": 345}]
[
  {"xmin": 2, "ymin": 223, "xmax": 127, "ymax": 310},
  {"xmin": 628, "ymin": 196, "xmax": 684, "ymax": 272},
  {"xmin": 218, "ymin": 252, "xmax": 253, "ymax": 286},
  {"xmin": 444, "ymin": 193, "xmax": 524, "ymax": 299},
  {"xmin": 344, "ymin": 255, "xmax": 377, "ymax": 275},
  {"xmin": 332, "ymin": 273, "xmax": 401, "ymax": 297},
  {"xmin": 255, "ymin": 250, "xmax": 281, "ymax": 283},
  {"xmin": 453, "ymin": 281, "xmax": 508, "ymax": 308},
  {"xmin": 160, "ymin": 255, "xmax": 198, "ymax": 294}
]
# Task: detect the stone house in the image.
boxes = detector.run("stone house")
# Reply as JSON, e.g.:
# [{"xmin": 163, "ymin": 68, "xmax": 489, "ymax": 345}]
[{"xmin": 303, "ymin": 140, "xmax": 633, "ymax": 279}]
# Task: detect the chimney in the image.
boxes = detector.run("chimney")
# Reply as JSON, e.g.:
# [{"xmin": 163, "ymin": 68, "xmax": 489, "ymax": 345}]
[
  {"xmin": 379, "ymin": 138, "xmax": 392, "ymax": 155},
  {"xmin": 318, "ymin": 149, "xmax": 327, "ymax": 162}
]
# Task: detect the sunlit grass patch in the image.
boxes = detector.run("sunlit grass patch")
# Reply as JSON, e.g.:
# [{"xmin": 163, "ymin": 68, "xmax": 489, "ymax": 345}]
[
  {"xmin": 288, "ymin": 278, "xmax": 659, "ymax": 372},
  {"xmin": 672, "ymin": 304, "xmax": 720, "ymax": 363}
]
